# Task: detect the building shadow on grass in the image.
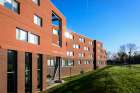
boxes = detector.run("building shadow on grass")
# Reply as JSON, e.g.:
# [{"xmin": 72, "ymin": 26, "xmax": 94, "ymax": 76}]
[{"xmin": 47, "ymin": 66, "xmax": 117, "ymax": 93}]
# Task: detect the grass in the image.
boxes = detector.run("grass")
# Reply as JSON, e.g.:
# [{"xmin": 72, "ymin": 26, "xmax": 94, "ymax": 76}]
[
  {"xmin": 47, "ymin": 65, "xmax": 140, "ymax": 93},
  {"xmin": 62, "ymin": 71, "xmax": 93, "ymax": 81}
]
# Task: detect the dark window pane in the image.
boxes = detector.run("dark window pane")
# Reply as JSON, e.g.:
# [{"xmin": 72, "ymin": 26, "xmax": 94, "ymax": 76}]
[
  {"xmin": 7, "ymin": 73, "xmax": 15, "ymax": 93},
  {"xmin": 37, "ymin": 54, "xmax": 43, "ymax": 91},
  {"xmin": 7, "ymin": 50, "xmax": 17, "ymax": 93},
  {"xmin": 25, "ymin": 52, "xmax": 32, "ymax": 93}
]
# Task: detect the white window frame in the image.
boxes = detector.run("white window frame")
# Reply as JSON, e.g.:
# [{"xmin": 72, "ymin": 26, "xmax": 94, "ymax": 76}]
[
  {"xmin": 84, "ymin": 61, "xmax": 90, "ymax": 64},
  {"xmin": 78, "ymin": 60, "xmax": 81, "ymax": 65},
  {"xmin": 52, "ymin": 29, "xmax": 59, "ymax": 35},
  {"xmin": 32, "ymin": 0, "xmax": 40, "ymax": 5},
  {"xmin": 16, "ymin": 28, "xmax": 27, "ymax": 42},
  {"xmin": 79, "ymin": 38, "xmax": 84, "ymax": 43},
  {"xmin": 0, "ymin": 0, "xmax": 4, "ymax": 5},
  {"xmin": 16, "ymin": 28, "xmax": 40, "ymax": 45},
  {"xmin": 67, "ymin": 51, "xmax": 74, "ymax": 56},
  {"xmin": 89, "ymin": 41, "xmax": 92, "ymax": 45},
  {"xmin": 48, "ymin": 59, "xmax": 55, "ymax": 66},
  {"xmin": 34, "ymin": 15, "xmax": 42, "ymax": 26},
  {"xmin": 28, "ymin": 32, "xmax": 39, "ymax": 45},
  {"xmin": 0, "ymin": 0, "xmax": 19, "ymax": 13},
  {"xmin": 79, "ymin": 53, "xmax": 84, "ymax": 58}
]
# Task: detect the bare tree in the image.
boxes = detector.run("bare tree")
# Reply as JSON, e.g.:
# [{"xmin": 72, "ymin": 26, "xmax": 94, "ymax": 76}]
[
  {"xmin": 126, "ymin": 43, "xmax": 137, "ymax": 66},
  {"xmin": 120, "ymin": 45, "xmax": 126, "ymax": 53},
  {"xmin": 127, "ymin": 43, "xmax": 136, "ymax": 55},
  {"xmin": 106, "ymin": 51, "xmax": 111, "ymax": 60},
  {"xmin": 117, "ymin": 45, "xmax": 127, "ymax": 65}
]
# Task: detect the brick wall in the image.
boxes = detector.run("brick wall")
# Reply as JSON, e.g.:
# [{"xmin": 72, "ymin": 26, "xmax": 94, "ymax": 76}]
[{"xmin": 0, "ymin": 49, "xmax": 7, "ymax": 93}]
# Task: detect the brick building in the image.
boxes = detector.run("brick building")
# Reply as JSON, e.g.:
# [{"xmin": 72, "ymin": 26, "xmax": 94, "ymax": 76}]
[
  {"xmin": 93, "ymin": 40, "xmax": 106, "ymax": 69},
  {"xmin": 47, "ymin": 30, "xmax": 94, "ymax": 79},
  {"xmin": 0, "ymin": 0, "xmax": 106, "ymax": 93}
]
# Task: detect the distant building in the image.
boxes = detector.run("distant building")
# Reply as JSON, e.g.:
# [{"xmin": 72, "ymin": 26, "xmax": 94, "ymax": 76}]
[{"xmin": 93, "ymin": 40, "xmax": 107, "ymax": 69}]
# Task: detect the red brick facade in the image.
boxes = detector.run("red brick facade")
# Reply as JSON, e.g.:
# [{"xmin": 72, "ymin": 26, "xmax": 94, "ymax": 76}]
[
  {"xmin": 94, "ymin": 40, "xmax": 107, "ymax": 69},
  {"xmin": 0, "ymin": 0, "xmax": 106, "ymax": 93}
]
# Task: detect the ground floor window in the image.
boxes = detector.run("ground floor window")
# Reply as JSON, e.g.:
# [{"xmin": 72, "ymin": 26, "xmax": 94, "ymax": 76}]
[
  {"xmin": 84, "ymin": 61, "xmax": 90, "ymax": 64},
  {"xmin": 47, "ymin": 58, "xmax": 56, "ymax": 67},
  {"xmin": 37, "ymin": 54, "xmax": 43, "ymax": 91},
  {"xmin": 78, "ymin": 60, "xmax": 82, "ymax": 65},
  {"xmin": 25, "ymin": 52, "xmax": 32, "ymax": 93},
  {"xmin": 7, "ymin": 50, "xmax": 17, "ymax": 93},
  {"xmin": 61, "ymin": 59, "xmax": 74, "ymax": 67}
]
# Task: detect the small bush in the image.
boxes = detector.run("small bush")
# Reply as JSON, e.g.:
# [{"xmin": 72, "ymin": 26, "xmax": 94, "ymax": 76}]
[{"xmin": 80, "ymin": 70, "xmax": 84, "ymax": 75}]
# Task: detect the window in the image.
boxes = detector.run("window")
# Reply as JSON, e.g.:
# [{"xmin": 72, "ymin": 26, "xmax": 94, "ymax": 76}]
[
  {"xmin": 89, "ymin": 54, "xmax": 93, "ymax": 58},
  {"xmin": 0, "ymin": 0, "xmax": 19, "ymax": 13},
  {"xmin": 16, "ymin": 28, "xmax": 40, "ymax": 45},
  {"xmin": 7, "ymin": 50, "xmax": 17, "ymax": 93},
  {"xmin": 84, "ymin": 47, "xmax": 89, "ymax": 51},
  {"xmin": 37, "ymin": 54, "xmax": 43, "ymax": 91},
  {"xmin": 84, "ymin": 61, "xmax": 90, "ymax": 64},
  {"xmin": 34, "ymin": 15, "xmax": 42, "ymax": 27},
  {"xmin": 98, "ymin": 61, "xmax": 102, "ymax": 65},
  {"xmin": 48, "ymin": 59, "xmax": 56, "ymax": 66},
  {"xmin": 52, "ymin": 29, "xmax": 59, "ymax": 35},
  {"xmin": 68, "ymin": 60, "xmax": 74, "ymax": 66},
  {"xmin": 89, "ymin": 41, "xmax": 92, "ymax": 45},
  {"xmin": 69, "ymin": 34, "xmax": 73, "ymax": 39},
  {"xmin": 65, "ymin": 32, "xmax": 73, "ymax": 40},
  {"xmin": 79, "ymin": 53, "xmax": 84, "ymax": 58},
  {"xmin": 79, "ymin": 38, "xmax": 85, "ymax": 43},
  {"xmin": 78, "ymin": 60, "xmax": 81, "ymax": 65},
  {"xmin": 25, "ymin": 52, "xmax": 32, "ymax": 93},
  {"xmin": 61, "ymin": 59, "xmax": 74, "ymax": 67},
  {"xmin": 33, "ymin": 0, "xmax": 40, "ymax": 5},
  {"xmin": 28, "ymin": 33, "xmax": 39, "ymax": 45},
  {"xmin": 16, "ymin": 28, "xmax": 27, "ymax": 42},
  {"xmin": 73, "ymin": 44, "xmax": 75, "ymax": 48},
  {"xmin": 73, "ymin": 44, "xmax": 80, "ymax": 49},
  {"xmin": 0, "ymin": 0, "xmax": 4, "ymax": 5},
  {"xmin": 67, "ymin": 51, "xmax": 74, "ymax": 57},
  {"xmin": 61, "ymin": 59, "xmax": 65, "ymax": 67}
]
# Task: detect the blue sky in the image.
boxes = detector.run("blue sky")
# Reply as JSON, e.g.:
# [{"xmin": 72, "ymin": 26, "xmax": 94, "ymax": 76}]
[{"xmin": 51, "ymin": 0, "xmax": 140, "ymax": 53}]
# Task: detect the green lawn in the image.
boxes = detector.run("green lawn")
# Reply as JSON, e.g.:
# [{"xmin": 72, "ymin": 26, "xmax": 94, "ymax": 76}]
[{"xmin": 47, "ymin": 65, "xmax": 140, "ymax": 93}]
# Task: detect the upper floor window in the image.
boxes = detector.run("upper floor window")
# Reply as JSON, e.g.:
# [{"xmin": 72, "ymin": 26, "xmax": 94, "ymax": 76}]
[
  {"xmin": 34, "ymin": 15, "xmax": 42, "ymax": 27},
  {"xmin": 0, "ymin": 0, "xmax": 19, "ymax": 13},
  {"xmin": 79, "ymin": 38, "xmax": 85, "ymax": 43},
  {"xmin": 73, "ymin": 44, "xmax": 80, "ymax": 49},
  {"xmin": 16, "ymin": 28, "xmax": 27, "ymax": 42},
  {"xmin": 52, "ymin": 29, "xmax": 59, "ymax": 35},
  {"xmin": 32, "ymin": 0, "xmax": 40, "ymax": 5},
  {"xmin": 84, "ymin": 46, "xmax": 89, "ymax": 51},
  {"xmin": 67, "ymin": 51, "xmax": 74, "ymax": 57},
  {"xmin": 79, "ymin": 53, "xmax": 84, "ymax": 58},
  {"xmin": 28, "ymin": 32, "xmax": 40, "ymax": 45},
  {"xmin": 16, "ymin": 28, "xmax": 40, "ymax": 45},
  {"xmin": 89, "ymin": 41, "xmax": 92, "ymax": 45},
  {"xmin": 65, "ymin": 32, "xmax": 73, "ymax": 40},
  {"xmin": 89, "ymin": 54, "xmax": 93, "ymax": 58}
]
